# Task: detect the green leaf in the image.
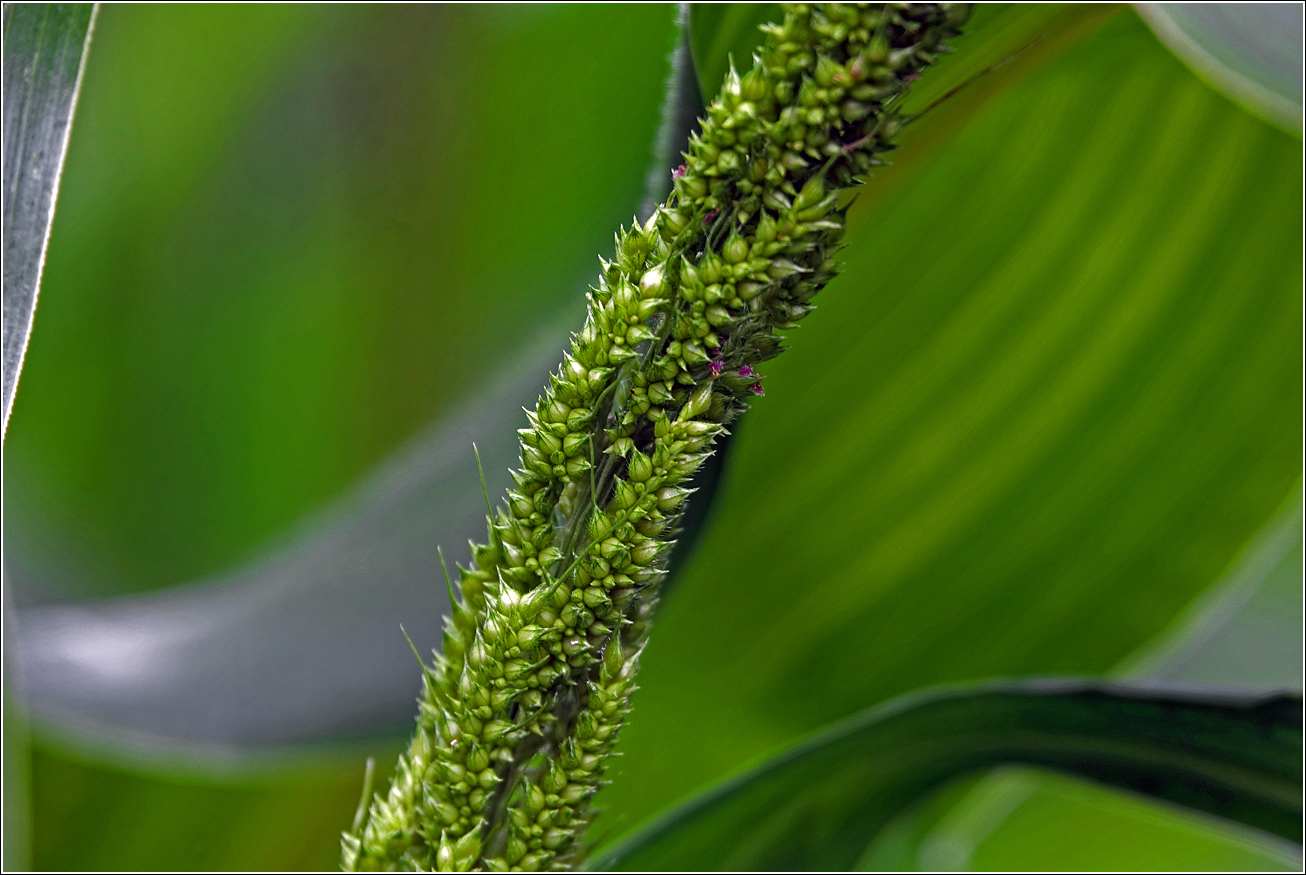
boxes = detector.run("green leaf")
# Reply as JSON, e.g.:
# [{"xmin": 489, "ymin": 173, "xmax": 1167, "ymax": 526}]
[
  {"xmin": 592, "ymin": 681, "xmax": 1303, "ymax": 871},
  {"xmin": 2, "ymin": 2, "xmax": 96, "ymax": 435},
  {"xmin": 642, "ymin": 7, "xmax": 703, "ymax": 217},
  {"xmin": 908, "ymin": 765, "xmax": 1302, "ymax": 872},
  {"xmin": 902, "ymin": 495, "xmax": 1306, "ymax": 872},
  {"xmin": 4, "ymin": 4, "xmax": 678, "ymax": 598},
  {"xmin": 1122, "ymin": 492, "xmax": 1305, "ymax": 688},
  {"xmin": 6, "ymin": 5, "xmax": 681, "ymax": 870},
  {"xmin": 3, "ymin": 5, "xmax": 97, "ymax": 867},
  {"xmin": 28, "ymin": 733, "xmax": 393, "ymax": 872},
  {"xmin": 8, "ymin": 2, "xmax": 709, "ymax": 756},
  {"xmin": 598, "ymin": 5, "xmax": 1302, "ymax": 842},
  {"xmin": 1136, "ymin": 3, "xmax": 1303, "ymax": 134},
  {"xmin": 15, "ymin": 335, "xmax": 565, "ymax": 747}
]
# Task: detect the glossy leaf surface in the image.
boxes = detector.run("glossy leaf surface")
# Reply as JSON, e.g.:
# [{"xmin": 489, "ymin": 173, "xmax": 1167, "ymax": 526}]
[
  {"xmin": 1, "ymin": 2, "xmax": 95, "ymax": 434},
  {"xmin": 599, "ymin": 3, "xmax": 1302, "ymax": 842},
  {"xmin": 594, "ymin": 681, "xmax": 1302, "ymax": 871}
]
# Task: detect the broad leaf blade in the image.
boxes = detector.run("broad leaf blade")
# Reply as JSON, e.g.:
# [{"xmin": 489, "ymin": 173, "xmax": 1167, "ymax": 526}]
[
  {"xmin": 5, "ymin": 6, "xmax": 680, "ymax": 869},
  {"xmin": 8, "ymin": 3, "xmax": 719, "ymax": 756},
  {"xmin": 14, "ymin": 338, "xmax": 559, "ymax": 747},
  {"xmin": 4, "ymin": 4, "xmax": 678, "ymax": 601},
  {"xmin": 641, "ymin": 7, "xmax": 703, "ymax": 218},
  {"xmin": 1136, "ymin": 3, "xmax": 1304, "ymax": 134},
  {"xmin": 902, "ymin": 495, "xmax": 1306, "ymax": 872},
  {"xmin": 1122, "ymin": 493, "xmax": 1305, "ymax": 688},
  {"xmin": 911, "ymin": 764, "xmax": 1302, "ymax": 872},
  {"xmin": 1, "ymin": 2, "xmax": 95, "ymax": 437},
  {"xmin": 600, "ymin": 7, "xmax": 1302, "ymax": 836},
  {"xmin": 593, "ymin": 681, "xmax": 1303, "ymax": 871}
]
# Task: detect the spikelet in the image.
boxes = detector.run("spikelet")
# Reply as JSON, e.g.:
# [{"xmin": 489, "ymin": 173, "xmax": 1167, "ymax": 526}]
[{"xmin": 347, "ymin": 4, "xmax": 970, "ymax": 871}]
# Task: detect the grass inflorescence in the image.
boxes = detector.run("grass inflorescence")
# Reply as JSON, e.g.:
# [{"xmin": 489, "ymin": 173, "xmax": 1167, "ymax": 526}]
[{"xmin": 343, "ymin": 4, "xmax": 969, "ymax": 871}]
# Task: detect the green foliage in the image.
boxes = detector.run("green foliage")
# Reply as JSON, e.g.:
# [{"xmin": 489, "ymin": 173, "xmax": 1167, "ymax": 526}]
[
  {"xmin": 926, "ymin": 767, "xmax": 1300, "ymax": 872},
  {"xmin": 597, "ymin": 6, "xmax": 1302, "ymax": 846},
  {"xmin": 1136, "ymin": 4, "xmax": 1304, "ymax": 133},
  {"xmin": 593, "ymin": 682, "xmax": 1302, "ymax": 870},
  {"xmin": 1, "ymin": 1, "xmax": 97, "ymax": 432},
  {"xmin": 10, "ymin": 5, "xmax": 679, "ymax": 870},
  {"xmin": 4, "ymin": 3, "xmax": 1300, "ymax": 872},
  {"xmin": 29, "ymin": 739, "xmax": 383, "ymax": 872},
  {"xmin": 3, "ymin": 6, "xmax": 98, "ymax": 868},
  {"xmin": 4, "ymin": 4, "xmax": 677, "ymax": 598}
]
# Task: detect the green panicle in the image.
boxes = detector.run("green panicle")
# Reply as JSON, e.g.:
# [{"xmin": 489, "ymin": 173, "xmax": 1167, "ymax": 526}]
[{"xmin": 347, "ymin": 4, "xmax": 969, "ymax": 871}]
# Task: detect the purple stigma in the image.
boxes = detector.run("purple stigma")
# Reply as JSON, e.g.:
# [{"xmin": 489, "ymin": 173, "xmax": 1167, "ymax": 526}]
[
  {"xmin": 750, "ymin": 381, "xmax": 765, "ymax": 396},
  {"xmin": 672, "ymin": 164, "xmax": 686, "ymax": 179},
  {"xmin": 739, "ymin": 365, "xmax": 754, "ymax": 377},
  {"xmin": 703, "ymin": 208, "xmax": 719, "ymax": 225},
  {"xmin": 709, "ymin": 360, "xmax": 724, "ymax": 377}
]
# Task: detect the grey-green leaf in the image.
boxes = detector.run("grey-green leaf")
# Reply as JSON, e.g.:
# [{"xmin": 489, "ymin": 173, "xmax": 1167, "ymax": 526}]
[
  {"xmin": 9, "ymin": 3, "xmax": 722, "ymax": 755},
  {"xmin": 1136, "ymin": 3, "xmax": 1303, "ymax": 134},
  {"xmin": 2, "ymin": 2, "xmax": 96, "ymax": 437},
  {"xmin": 14, "ymin": 341, "xmax": 555, "ymax": 748},
  {"xmin": 592, "ymin": 680, "xmax": 1302, "ymax": 871}
]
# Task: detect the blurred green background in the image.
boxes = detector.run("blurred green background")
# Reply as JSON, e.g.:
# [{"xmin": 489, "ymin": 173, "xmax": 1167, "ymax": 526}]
[
  {"xmin": 5, "ymin": 3, "xmax": 676, "ymax": 600},
  {"xmin": 3, "ymin": 3, "xmax": 1301, "ymax": 871}
]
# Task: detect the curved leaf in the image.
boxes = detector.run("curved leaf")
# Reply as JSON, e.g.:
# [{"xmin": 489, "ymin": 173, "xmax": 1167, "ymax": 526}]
[
  {"xmin": 14, "ymin": 339, "xmax": 556, "ymax": 748},
  {"xmin": 909, "ymin": 764, "xmax": 1303, "ymax": 872},
  {"xmin": 593, "ymin": 681, "xmax": 1303, "ymax": 871},
  {"xmin": 3, "ymin": 4, "xmax": 678, "ymax": 600},
  {"xmin": 8, "ymin": 5, "xmax": 684, "ymax": 754},
  {"xmin": 9, "ymin": 4, "xmax": 731, "ymax": 755},
  {"xmin": 1136, "ymin": 3, "xmax": 1303, "ymax": 134},
  {"xmin": 3, "ymin": 5, "xmax": 97, "ymax": 867},
  {"xmin": 1, "ymin": 2, "xmax": 96, "ymax": 437},
  {"xmin": 904, "ymin": 494, "xmax": 1306, "ymax": 872},
  {"xmin": 1122, "ymin": 492, "xmax": 1305, "ymax": 688},
  {"xmin": 641, "ymin": 7, "xmax": 704, "ymax": 219},
  {"xmin": 13, "ymin": 6, "xmax": 684, "ymax": 871},
  {"xmin": 600, "ymin": 7, "xmax": 1302, "ymax": 836}
]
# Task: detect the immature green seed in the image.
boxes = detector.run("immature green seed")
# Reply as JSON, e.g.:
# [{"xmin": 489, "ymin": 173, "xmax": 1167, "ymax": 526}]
[{"xmin": 344, "ymin": 5, "xmax": 968, "ymax": 872}]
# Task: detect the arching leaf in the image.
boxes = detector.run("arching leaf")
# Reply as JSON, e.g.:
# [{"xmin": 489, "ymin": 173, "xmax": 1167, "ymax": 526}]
[
  {"xmin": 1, "ymin": 2, "xmax": 96, "ymax": 435},
  {"xmin": 594, "ymin": 681, "xmax": 1303, "ymax": 871}
]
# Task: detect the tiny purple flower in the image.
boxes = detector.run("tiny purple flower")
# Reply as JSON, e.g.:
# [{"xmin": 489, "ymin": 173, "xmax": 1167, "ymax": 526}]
[
  {"xmin": 709, "ymin": 360, "xmax": 724, "ymax": 377},
  {"xmin": 739, "ymin": 365, "xmax": 754, "ymax": 377},
  {"xmin": 750, "ymin": 381, "xmax": 765, "ymax": 396},
  {"xmin": 703, "ymin": 208, "xmax": 719, "ymax": 225},
  {"xmin": 672, "ymin": 164, "xmax": 686, "ymax": 180}
]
